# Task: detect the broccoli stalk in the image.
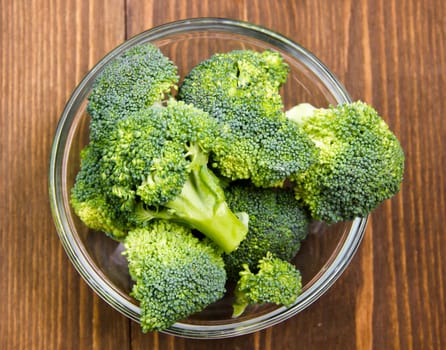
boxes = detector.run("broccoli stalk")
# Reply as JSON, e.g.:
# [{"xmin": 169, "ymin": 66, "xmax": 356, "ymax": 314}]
[
  {"xmin": 133, "ymin": 143, "xmax": 248, "ymax": 253},
  {"xmin": 232, "ymin": 252, "xmax": 302, "ymax": 318}
]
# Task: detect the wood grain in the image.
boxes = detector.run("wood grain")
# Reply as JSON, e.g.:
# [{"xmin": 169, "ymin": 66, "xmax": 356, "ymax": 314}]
[
  {"xmin": 0, "ymin": 1, "xmax": 129, "ymax": 349},
  {"xmin": 1, "ymin": 0, "xmax": 445, "ymax": 349}
]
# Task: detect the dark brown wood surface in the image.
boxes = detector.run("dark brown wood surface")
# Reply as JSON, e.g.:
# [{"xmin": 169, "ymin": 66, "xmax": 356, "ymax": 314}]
[{"xmin": 1, "ymin": 1, "xmax": 445, "ymax": 349}]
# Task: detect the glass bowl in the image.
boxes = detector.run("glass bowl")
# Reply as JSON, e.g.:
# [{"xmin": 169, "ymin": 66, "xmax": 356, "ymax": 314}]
[{"xmin": 49, "ymin": 18, "xmax": 368, "ymax": 339}]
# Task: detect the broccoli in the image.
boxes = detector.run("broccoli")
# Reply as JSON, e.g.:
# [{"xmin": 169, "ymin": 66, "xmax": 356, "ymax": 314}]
[
  {"xmin": 286, "ymin": 101, "xmax": 405, "ymax": 223},
  {"xmin": 178, "ymin": 49, "xmax": 317, "ymax": 188},
  {"xmin": 232, "ymin": 252, "xmax": 302, "ymax": 318},
  {"xmin": 72, "ymin": 99, "xmax": 248, "ymax": 252},
  {"xmin": 72, "ymin": 43, "xmax": 178, "ymax": 240},
  {"xmin": 70, "ymin": 144, "xmax": 132, "ymax": 239},
  {"xmin": 70, "ymin": 44, "xmax": 408, "ymax": 332},
  {"xmin": 223, "ymin": 181, "xmax": 310, "ymax": 280},
  {"xmin": 123, "ymin": 221, "xmax": 227, "ymax": 332},
  {"xmin": 87, "ymin": 43, "xmax": 179, "ymax": 141}
]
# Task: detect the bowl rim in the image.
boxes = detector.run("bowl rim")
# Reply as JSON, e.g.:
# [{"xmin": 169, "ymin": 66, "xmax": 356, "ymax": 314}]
[{"xmin": 49, "ymin": 17, "xmax": 367, "ymax": 339}]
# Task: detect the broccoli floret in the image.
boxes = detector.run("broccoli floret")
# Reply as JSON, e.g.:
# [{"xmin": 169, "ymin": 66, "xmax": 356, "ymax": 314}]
[
  {"xmin": 223, "ymin": 181, "xmax": 310, "ymax": 280},
  {"xmin": 87, "ymin": 43, "xmax": 179, "ymax": 141},
  {"xmin": 123, "ymin": 221, "xmax": 227, "ymax": 332},
  {"xmin": 286, "ymin": 101, "xmax": 405, "ymax": 223},
  {"xmin": 70, "ymin": 145, "xmax": 132, "ymax": 239},
  {"xmin": 178, "ymin": 49, "xmax": 317, "ymax": 187},
  {"xmin": 72, "ymin": 99, "xmax": 248, "ymax": 252},
  {"xmin": 232, "ymin": 252, "xmax": 302, "ymax": 318}
]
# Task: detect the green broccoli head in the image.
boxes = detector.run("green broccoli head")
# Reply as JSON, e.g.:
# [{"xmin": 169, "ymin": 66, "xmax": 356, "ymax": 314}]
[
  {"xmin": 287, "ymin": 101, "xmax": 405, "ymax": 223},
  {"xmin": 72, "ymin": 99, "xmax": 248, "ymax": 252},
  {"xmin": 178, "ymin": 49, "xmax": 317, "ymax": 187},
  {"xmin": 123, "ymin": 221, "xmax": 227, "ymax": 332},
  {"xmin": 87, "ymin": 43, "xmax": 179, "ymax": 141},
  {"xmin": 223, "ymin": 181, "xmax": 310, "ymax": 280},
  {"xmin": 98, "ymin": 100, "xmax": 214, "ymax": 208},
  {"xmin": 70, "ymin": 145, "xmax": 132, "ymax": 240},
  {"xmin": 232, "ymin": 252, "xmax": 302, "ymax": 318}
]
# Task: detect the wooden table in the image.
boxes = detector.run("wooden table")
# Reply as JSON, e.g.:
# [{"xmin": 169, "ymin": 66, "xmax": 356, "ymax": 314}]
[{"xmin": 2, "ymin": 1, "xmax": 445, "ymax": 349}]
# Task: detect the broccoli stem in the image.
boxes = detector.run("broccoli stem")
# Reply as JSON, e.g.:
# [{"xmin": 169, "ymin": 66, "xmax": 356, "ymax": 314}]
[
  {"xmin": 132, "ymin": 143, "xmax": 248, "ymax": 253},
  {"xmin": 165, "ymin": 164, "xmax": 248, "ymax": 253},
  {"xmin": 232, "ymin": 289, "xmax": 251, "ymax": 318}
]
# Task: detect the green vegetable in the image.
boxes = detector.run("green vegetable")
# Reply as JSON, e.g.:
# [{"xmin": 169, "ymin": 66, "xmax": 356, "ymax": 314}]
[
  {"xmin": 87, "ymin": 43, "xmax": 179, "ymax": 141},
  {"xmin": 178, "ymin": 49, "xmax": 317, "ymax": 187},
  {"xmin": 70, "ymin": 145, "xmax": 132, "ymax": 239},
  {"xmin": 123, "ymin": 221, "xmax": 227, "ymax": 332},
  {"xmin": 72, "ymin": 99, "xmax": 248, "ymax": 252},
  {"xmin": 71, "ymin": 44, "xmax": 406, "ymax": 332},
  {"xmin": 223, "ymin": 181, "xmax": 310, "ymax": 280},
  {"xmin": 232, "ymin": 252, "xmax": 302, "ymax": 318},
  {"xmin": 286, "ymin": 101, "xmax": 405, "ymax": 223}
]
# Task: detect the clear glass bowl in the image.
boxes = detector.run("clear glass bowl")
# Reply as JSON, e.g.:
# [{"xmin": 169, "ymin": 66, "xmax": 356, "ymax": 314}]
[{"xmin": 48, "ymin": 18, "xmax": 368, "ymax": 339}]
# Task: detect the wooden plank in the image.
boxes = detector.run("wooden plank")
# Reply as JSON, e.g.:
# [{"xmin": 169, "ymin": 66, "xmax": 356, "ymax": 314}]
[{"xmin": 0, "ymin": 0, "xmax": 129, "ymax": 349}]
